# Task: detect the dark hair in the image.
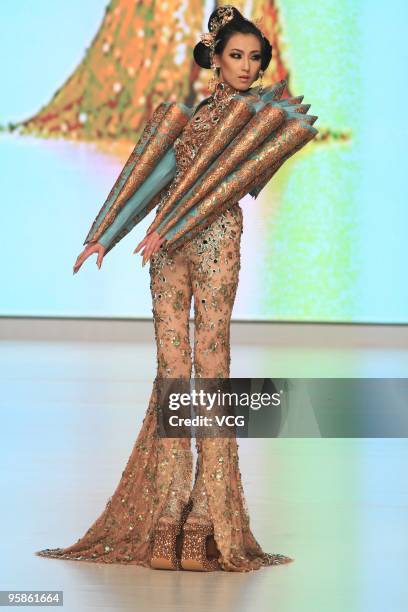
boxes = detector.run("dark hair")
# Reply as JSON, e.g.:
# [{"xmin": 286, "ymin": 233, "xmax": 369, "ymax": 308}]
[{"xmin": 193, "ymin": 6, "xmax": 272, "ymax": 72}]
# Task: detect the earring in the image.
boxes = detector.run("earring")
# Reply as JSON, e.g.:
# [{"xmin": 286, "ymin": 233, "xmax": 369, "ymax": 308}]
[
  {"xmin": 258, "ymin": 69, "xmax": 264, "ymax": 95},
  {"xmin": 208, "ymin": 63, "xmax": 220, "ymax": 93}
]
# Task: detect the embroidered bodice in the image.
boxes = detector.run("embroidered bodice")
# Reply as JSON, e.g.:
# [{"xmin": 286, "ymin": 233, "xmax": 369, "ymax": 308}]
[
  {"xmin": 173, "ymin": 81, "xmax": 256, "ymax": 174},
  {"xmin": 155, "ymin": 81, "xmax": 257, "ymax": 219}
]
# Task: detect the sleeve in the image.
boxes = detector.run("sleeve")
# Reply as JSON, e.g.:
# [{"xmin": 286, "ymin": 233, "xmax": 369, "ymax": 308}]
[
  {"xmin": 83, "ymin": 101, "xmax": 193, "ymax": 255},
  {"xmin": 147, "ymin": 86, "xmax": 318, "ymax": 253},
  {"xmin": 162, "ymin": 110, "xmax": 318, "ymax": 253},
  {"xmin": 97, "ymin": 147, "xmax": 177, "ymax": 252},
  {"xmin": 145, "ymin": 95, "xmax": 261, "ymax": 236}
]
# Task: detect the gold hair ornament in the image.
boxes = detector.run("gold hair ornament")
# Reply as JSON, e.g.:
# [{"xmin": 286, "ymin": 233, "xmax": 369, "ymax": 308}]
[{"xmin": 200, "ymin": 5, "xmax": 235, "ymax": 61}]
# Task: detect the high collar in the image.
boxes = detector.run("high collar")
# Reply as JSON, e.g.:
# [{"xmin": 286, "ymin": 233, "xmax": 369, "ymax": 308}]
[
  {"xmin": 214, "ymin": 80, "xmax": 252, "ymax": 97},
  {"xmin": 210, "ymin": 81, "xmax": 254, "ymax": 111}
]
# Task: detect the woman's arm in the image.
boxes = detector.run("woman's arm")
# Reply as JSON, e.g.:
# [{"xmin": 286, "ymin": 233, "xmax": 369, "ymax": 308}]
[
  {"xmin": 97, "ymin": 147, "xmax": 177, "ymax": 252},
  {"xmin": 146, "ymin": 96, "xmax": 259, "ymax": 237},
  {"xmin": 82, "ymin": 101, "xmax": 193, "ymax": 254},
  {"xmin": 155, "ymin": 105, "xmax": 319, "ymax": 252}
]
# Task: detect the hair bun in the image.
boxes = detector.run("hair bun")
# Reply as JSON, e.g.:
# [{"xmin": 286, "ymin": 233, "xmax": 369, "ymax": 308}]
[
  {"xmin": 193, "ymin": 41, "xmax": 212, "ymax": 69},
  {"xmin": 194, "ymin": 6, "xmax": 247, "ymax": 69},
  {"xmin": 193, "ymin": 5, "xmax": 273, "ymax": 71},
  {"xmin": 207, "ymin": 5, "xmax": 244, "ymax": 31}
]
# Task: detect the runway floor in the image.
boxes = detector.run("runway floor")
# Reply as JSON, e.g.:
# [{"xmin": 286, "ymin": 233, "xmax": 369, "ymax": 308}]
[{"xmin": 1, "ymin": 328, "xmax": 407, "ymax": 612}]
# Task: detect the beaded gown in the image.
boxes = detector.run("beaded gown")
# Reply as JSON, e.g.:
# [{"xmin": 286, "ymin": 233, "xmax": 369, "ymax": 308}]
[{"xmin": 35, "ymin": 80, "xmax": 317, "ymax": 571}]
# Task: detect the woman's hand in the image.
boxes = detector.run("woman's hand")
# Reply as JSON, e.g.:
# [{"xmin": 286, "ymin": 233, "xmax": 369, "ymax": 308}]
[
  {"xmin": 134, "ymin": 231, "xmax": 166, "ymax": 266},
  {"xmin": 73, "ymin": 241, "xmax": 106, "ymax": 274}
]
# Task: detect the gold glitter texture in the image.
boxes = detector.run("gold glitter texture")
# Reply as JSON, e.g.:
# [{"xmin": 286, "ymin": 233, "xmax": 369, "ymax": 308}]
[
  {"xmin": 84, "ymin": 102, "xmax": 192, "ymax": 244},
  {"xmin": 163, "ymin": 113, "xmax": 318, "ymax": 248},
  {"xmin": 157, "ymin": 102, "xmax": 287, "ymax": 238},
  {"xmin": 146, "ymin": 97, "xmax": 257, "ymax": 235}
]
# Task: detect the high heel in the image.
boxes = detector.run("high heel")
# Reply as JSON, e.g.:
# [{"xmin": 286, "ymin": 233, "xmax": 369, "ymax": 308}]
[
  {"xmin": 150, "ymin": 500, "xmax": 192, "ymax": 570},
  {"xmin": 150, "ymin": 446, "xmax": 193, "ymax": 570},
  {"xmin": 150, "ymin": 521, "xmax": 183, "ymax": 570},
  {"xmin": 181, "ymin": 519, "xmax": 221, "ymax": 571}
]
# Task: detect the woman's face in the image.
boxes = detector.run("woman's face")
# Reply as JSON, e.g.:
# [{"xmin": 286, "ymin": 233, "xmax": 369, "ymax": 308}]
[{"xmin": 213, "ymin": 32, "xmax": 262, "ymax": 91}]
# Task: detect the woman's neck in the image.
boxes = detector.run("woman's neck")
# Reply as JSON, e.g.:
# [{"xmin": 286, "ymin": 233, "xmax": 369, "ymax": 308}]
[{"xmin": 216, "ymin": 80, "xmax": 251, "ymax": 95}]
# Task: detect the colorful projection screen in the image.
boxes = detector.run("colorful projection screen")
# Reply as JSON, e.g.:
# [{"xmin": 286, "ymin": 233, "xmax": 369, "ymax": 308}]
[{"xmin": 1, "ymin": 1, "xmax": 406, "ymax": 322}]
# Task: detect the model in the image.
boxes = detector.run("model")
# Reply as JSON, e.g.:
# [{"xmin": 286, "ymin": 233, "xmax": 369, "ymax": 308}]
[{"xmin": 36, "ymin": 5, "xmax": 318, "ymax": 572}]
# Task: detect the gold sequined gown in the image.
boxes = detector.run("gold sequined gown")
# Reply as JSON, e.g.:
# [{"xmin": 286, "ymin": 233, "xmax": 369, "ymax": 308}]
[{"xmin": 36, "ymin": 82, "xmax": 293, "ymax": 572}]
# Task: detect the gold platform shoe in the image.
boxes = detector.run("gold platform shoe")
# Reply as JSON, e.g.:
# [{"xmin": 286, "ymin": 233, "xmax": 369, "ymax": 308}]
[
  {"xmin": 150, "ymin": 447, "xmax": 193, "ymax": 570},
  {"xmin": 180, "ymin": 515, "xmax": 221, "ymax": 572},
  {"xmin": 150, "ymin": 500, "xmax": 193, "ymax": 571},
  {"xmin": 179, "ymin": 444, "xmax": 221, "ymax": 571}
]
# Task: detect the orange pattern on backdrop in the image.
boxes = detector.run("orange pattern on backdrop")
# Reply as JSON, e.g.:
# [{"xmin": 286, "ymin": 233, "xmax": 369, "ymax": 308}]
[{"xmin": 18, "ymin": 0, "xmax": 294, "ymax": 143}]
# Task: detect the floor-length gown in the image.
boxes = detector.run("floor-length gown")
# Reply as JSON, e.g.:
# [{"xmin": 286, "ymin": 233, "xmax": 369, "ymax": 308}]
[{"xmin": 36, "ymin": 81, "xmax": 293, "ymax": 571}]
